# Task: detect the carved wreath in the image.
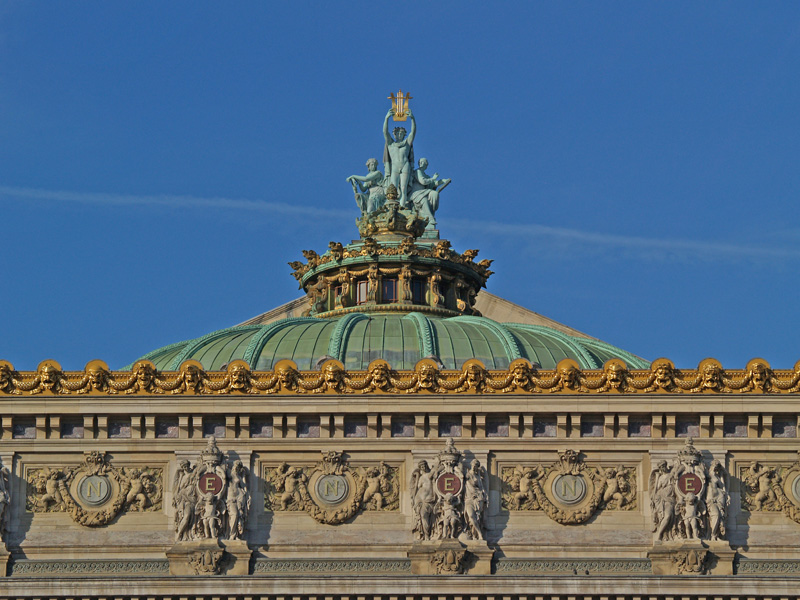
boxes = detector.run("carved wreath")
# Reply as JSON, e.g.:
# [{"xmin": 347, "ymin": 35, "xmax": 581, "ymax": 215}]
[
  {"xmin": 501, "ymin": 453, "xmax": 636, "ymax": 525},
  {"xmin": 264, "ymin": 453, "xmax": 399, "ymax": 525},
  {"xmin": 26, "ymin": 452, "xmax": 163, "ymax": 527}
]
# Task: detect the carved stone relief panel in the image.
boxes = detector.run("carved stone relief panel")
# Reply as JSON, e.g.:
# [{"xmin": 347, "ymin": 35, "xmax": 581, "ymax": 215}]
[
  {"xmin": 649, "ymin": 439, "xmax": 729, "ymax": 542},
  {"xmin": 263, "ymin": 452, "xmax": 399, "ymax": 525},
  {"xmin": 500, "ymin": 450, "xmax": 637, "ymax": 524},
  {"xmin": 739, "ymin": 455, "xmax": 800, "ymax": 524},
  {"xmin": 25, "ymin": 452, "xmax": 163, "ymax": 527}
]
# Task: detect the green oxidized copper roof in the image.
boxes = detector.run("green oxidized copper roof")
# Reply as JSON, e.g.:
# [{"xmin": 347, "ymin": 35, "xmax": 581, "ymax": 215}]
[{"xmin": 127, "ymin": 313, "xmax": 648, "ymax": 372}]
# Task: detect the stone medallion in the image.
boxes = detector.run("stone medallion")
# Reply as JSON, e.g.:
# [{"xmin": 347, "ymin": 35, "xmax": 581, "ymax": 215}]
[
  {"xmin": 791, "ymin": 474, "xmax": 800, "ymax": 504},
  {"xmin": 198, "ymin": 472, "xmax": 224, "ymax": 496},
  {"xmin": 77, "ymin": 474, "xmax": 112, "ymax": 506},
  {"xmin": 677, "ymin": 473, "xmax": 703, "ymax": 496},
  {"xmin": 26, "ymin": 452, "xmax": 163, "ymax": 527},
  {"xmin": 315, "ymin": 473, "xmax": 349, "ymax": 505},
  {"xmin": 551, "ymin": 474, "xmax": 587, "ymax": 505},
  {"xmin": 436, "ymin": 472, "xmax": 462, "ymax": 496}
]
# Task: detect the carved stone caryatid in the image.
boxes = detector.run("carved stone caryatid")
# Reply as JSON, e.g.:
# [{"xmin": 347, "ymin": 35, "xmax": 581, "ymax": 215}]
[
  {"xmin": 463, "ymin": 460, "xmax": 488, "ymax": 541},
  {"xmin": 26, "ymin": 452, "xmax": 162, "ymax": 527},
  {"xmin": 0, "ymin": 460, "xmax": 10, "ymax": 546},
  {"xmin": 171, "ymin": 437, "xmax": 250, "ymax": 542},
  {"xmin": 501, "ymin": 451, "xmax": 636, "ymax": 524},
  {"xmin": 408, "ymin": 440, "xmax": 494, "ymax": 576},
  {"xmin": 648, "ymin": 438, "xmax": 729, "ymax": 543},
  {"xmin": 264, "ymin": 452, "xmax": 398, "ymax": 525},
  {"xmin": 410, "ymin": 439, "xmax": 486, "ymax": 541}
]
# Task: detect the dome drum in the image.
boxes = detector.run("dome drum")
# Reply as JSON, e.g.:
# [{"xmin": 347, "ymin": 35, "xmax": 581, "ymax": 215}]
[{"xmin": 292, "ymin": 238, "xmax": 492, "ymax": 319}]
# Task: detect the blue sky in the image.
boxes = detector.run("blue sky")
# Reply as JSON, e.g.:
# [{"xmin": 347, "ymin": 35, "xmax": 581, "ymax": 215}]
[{"xmin": 1, "ymin": 3, "xmax": 799, "ymax": 371}]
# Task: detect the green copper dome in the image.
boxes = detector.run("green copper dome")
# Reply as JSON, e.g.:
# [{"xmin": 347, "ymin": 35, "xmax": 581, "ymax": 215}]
[{"xmin": 128, "ymin": 312, "xmax": 648, "ymax": 372}]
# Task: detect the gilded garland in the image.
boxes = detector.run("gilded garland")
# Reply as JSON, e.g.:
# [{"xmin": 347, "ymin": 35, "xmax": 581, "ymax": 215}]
[{"xmin": 3, "ymin": 356, "xmax": 800, "ymax": 397}]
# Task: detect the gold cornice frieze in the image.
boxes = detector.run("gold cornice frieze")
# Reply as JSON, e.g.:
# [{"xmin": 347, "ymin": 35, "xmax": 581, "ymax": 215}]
[
  {"xmin": 292, "ymin": 239, "xmax": 493, "ymax": 287},
  {"xmin": 313, "ymin": 303, "xmax": 463, "ymax": 319},
  {"xmin": 1, "ymin": 356, "xmax": 799, "ymax": 397}
]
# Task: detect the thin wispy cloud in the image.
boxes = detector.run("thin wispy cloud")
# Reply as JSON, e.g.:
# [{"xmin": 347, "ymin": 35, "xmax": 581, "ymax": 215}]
[
  {"xmin": 0, "ymin": 185, "xmax": 352, "ymax": 219},
  {"xmin": 450, "ymin": 219, "xmax": 800, "ymax": 262},
  {"xmin": 3, "ymin": 184, "xmax": 797, "ymax": 262}
]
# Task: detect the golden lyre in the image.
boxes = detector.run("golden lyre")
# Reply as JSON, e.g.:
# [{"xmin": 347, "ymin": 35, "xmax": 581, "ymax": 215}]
[{"xmin": 388, "ymin": 90, "xmax": 412, "ymax": 121}]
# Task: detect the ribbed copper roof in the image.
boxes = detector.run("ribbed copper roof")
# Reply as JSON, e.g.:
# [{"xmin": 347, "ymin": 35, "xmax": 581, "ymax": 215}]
[{"xmin": 128, "ymin": 313, "xmax": 648, "ymax": 372}]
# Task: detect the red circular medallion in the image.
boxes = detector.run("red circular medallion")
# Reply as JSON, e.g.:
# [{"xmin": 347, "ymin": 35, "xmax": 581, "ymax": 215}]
[
  {"xmin": 678, "ymin": 473, "xmax": 703, "ymax": 495},
  {"xmin": 198, "ymin": 472, "xmax": 224, "ymax": 495},
  {"xmin": 436, "ymin": 472, "xmax": 462, "ymax": 495}
]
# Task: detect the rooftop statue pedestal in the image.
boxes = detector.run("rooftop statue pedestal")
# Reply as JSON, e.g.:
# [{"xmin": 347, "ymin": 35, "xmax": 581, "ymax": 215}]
[
  {"xmin": 0, "ymin": 548, "xmax": 8, "ymax": 577},
  {"xmin": 648, "ymin": 540, "xmax": 735, "ymax": 575},
  {"xmin": 167, "ymin": 539, "xmax": 252, "ymax": 576},
  {"xmin": 408, "ymin": 539, "xmax": 494, "ymax": 575}
]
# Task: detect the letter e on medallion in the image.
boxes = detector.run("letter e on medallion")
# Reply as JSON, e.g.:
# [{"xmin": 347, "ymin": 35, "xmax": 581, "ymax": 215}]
[
  {"xmin": 678, "ymin": 473, "xmax": 702, "ymax": 495},
  {"xmin": 436, "ymin": 473, "xmax": 462, "ymax": 495},
  {"xmin": 199, "ymin": 473, "xmax": 224, "ymax": 495}
]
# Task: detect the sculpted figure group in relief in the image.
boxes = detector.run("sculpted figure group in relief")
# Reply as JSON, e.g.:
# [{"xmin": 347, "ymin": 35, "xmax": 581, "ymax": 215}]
[
  {"xmin": 264, "ymin": 452, "xmax": 399, "ymax": 525},
  {"xmin": 346, "ymin": 104, "xmax": 450, "ymax": 232},
  {"xmin": 173, "ymin": 437, "xmax": 250, "ymax": 542},
  {"xmin": 410, "ymin": 439, "xmax": 487, "ymax": 542},
  {"xmin": 649, "ymin": 438, "xmax": 729, "ymax": 542}
]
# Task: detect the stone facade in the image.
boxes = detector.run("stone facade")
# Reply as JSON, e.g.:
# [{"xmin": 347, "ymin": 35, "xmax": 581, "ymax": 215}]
[{"xmin": 0, "ymin": 376, "xmax": 799, "ymax": 597}]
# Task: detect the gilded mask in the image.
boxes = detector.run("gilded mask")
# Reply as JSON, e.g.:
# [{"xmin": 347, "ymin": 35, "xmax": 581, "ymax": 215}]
[{"xmin": 229, "ymin": 364, "xmax": 250, "ymax": 390}]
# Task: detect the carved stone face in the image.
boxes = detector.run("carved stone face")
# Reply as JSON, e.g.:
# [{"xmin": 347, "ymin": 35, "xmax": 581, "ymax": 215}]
[
  {"xmin": 559, "ymin": 365, "xmax": 579, "ymax": 388},
  {"xmin": 750, "ymin": 362, "xmax": 768, "ymax": 389},
  {"xmin": 183, "ymin": 365, "xmax": 201, "ymax": 388},
  {"xmin": 39, "ymin": 364, "xmax": 59, "ymax": 390},
  {"xmin": 88, "ymin": 367, "xmax": 107, "ymax": 390},
  {"xmin": 370, "ymin": 364, "xmax": 389, "ymax": 388},
  {"xmin": 135, "ymin": 363, "xmax": 154, "ymax": 387},
  {"xmin": 653, "ymin": 363, "xmax": 673, "ymax": 388},
  {"xmin": 229, "ymin": 364, "xmax": 249, "ymax": 390},
  {"xmin": 702, "ymin": 365, "xmax": 721, "ymax": 389},
  {"xmin": 682, "ymin": 451, "xmax": 700, "ymax": 468},
  {"xmin": 511, "ymin": 363, "xmax": 531, "ymax": 388},
  {"xmin": 417, "ymin": 460, "xmax": 429, "ymax": 473},
  {"xmin": 465, "ymin": 364, "xmax": 483, "ymax": 387},
  {"xmin": 324, "ymin": 364, "xmax": 343, "ymax": 387},
  {"xmin": 418, "ymin": 364, "xmax": 437, "ymax": 388},
  {"xmin": 178, "ymin": 459, "xmax": 190, "ymax": 473},
  {"xmin": 277, "ymin": 366, "xmax": 298, "ymax": 388},
  {"xmin": 606, "ymin": 363, "xmax": 625, "ymax": 389}
]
